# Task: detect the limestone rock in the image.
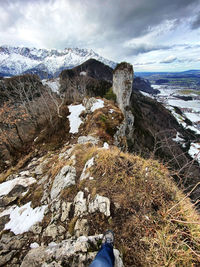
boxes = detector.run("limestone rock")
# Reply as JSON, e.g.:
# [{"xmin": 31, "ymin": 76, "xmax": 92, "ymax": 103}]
[
  {"xmin": 58, "ymin": 146, "xmax": 74, "ymax": 160},
  {"xmin": 80, "ymin": 157, "xmax": 94, "ymax": 180},
  {"xmin": 83, "ymin": 97, "xmax": 98, "ymax": 113},
  {"xmin": 114, "ymin": 249, "xmax": 124, "ymax": 267},
  {"xmin": 30, "ymin": 223, "xmax": 42, "ymax": 235},
  {"xmin": 19, "ymin": 170, "xmax": 30, "ymax": 177},
  {"xmin": 0, "ymin": 196, "xmax": 18, "ymax": 207},
  {"xmin": 61, "ymin": 202, "xmax": 72, "ymax": 222},
  {"xmin": 50, "ymin": 166, "xmax": 76, "ymax": 200},
  {"xmin": 74, "ymin": 219, "xmax": 89, "ymax": 237},
  {"xmin": 0, "ymin": 250, "xmax": 16, "ymax": 266},
  {"xmin": 78, "ymin": 135, "xmax": 99, "ymax": 145},
  {"xmin": 113, "ymin": 62, "xmax": 133, "ymax": 114},
  {"xmin": 88, "ymin": 194, "xmax": 111, "ymax": 217},
  {"xmin": 0, "ymin": 214, "xmax": 10, "ymax": 231},
  {"xmin": 113, "ymin": 62, "xmax": 135, "ymax": 145},
  {"xmin": 43, "ymin": 224, "xmax": 58, "ymax": 239},
  {"xmin": 74, "ymin": 191, "xmax": 87, "ymax": 217},
  {"xmin": 21, "ymin": 235, "xmax": 124, "ymax": 267},
  {"xmin": 34, "ymin": 158, "xmax": 49, "ymax": 175}
]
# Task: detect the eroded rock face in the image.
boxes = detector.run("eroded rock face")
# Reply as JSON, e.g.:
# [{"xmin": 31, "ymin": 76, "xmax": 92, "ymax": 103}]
[
  {"xmin": 113, "ymin": 63, "xmax": 135, "ymax": 145},
  {"xmin": 21, "ymin": 235, "xmax": 124, "ymax": 267},
  {"xmin": 50, "ymin": 166, "xmax": 76, "ymax": 200},
  {"xmin": 113, "ymin": 62, "xmax": 134, "ymax": 114}
]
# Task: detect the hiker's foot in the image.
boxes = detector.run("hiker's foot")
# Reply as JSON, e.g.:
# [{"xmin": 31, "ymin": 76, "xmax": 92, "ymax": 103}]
[{"xmin": 102, "ymin": 230, "xmax": 114, "ymax": 246}]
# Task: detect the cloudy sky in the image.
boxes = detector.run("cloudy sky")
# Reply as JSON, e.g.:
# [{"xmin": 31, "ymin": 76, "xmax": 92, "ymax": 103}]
[{"xmin": 1, "ymin": 0, "xmax": 200, "ymax": 71}]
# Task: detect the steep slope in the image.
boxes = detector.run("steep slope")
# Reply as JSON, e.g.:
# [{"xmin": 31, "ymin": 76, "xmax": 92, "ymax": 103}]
[
  {"xmin": 133, "ymin": 76, "xmax": 160, "ymax": 94},
  {"xmin": 0, "ymin": 46, "xmax": 116, "ymax": 78},
  {"xmin": 0, "ymin": 97, "xmax": 199, "ymax": 266},
  {"xmin": 59, "ymin": 59, "xmax": 113, "ymax": 102}
]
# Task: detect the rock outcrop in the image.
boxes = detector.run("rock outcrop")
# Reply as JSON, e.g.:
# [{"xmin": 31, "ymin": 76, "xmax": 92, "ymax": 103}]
[
  {"xmin": 113, "ymin": 62, "xmax": 133, "ymax": 114},
  {"xmin": 21, "ymin": 235, "xmax": 123, "ymax": 267},
  {"xmin": 113, "ymin": 62, "xmax": 135, "ymax": 144}
]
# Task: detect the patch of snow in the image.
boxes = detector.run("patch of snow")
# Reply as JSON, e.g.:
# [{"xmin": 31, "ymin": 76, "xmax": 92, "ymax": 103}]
[
  {"xmin": 187, "ymin": 126, "xmax": 200, "ymax": 135},
  {"xmin": 0, "ymin": 177, "xmax": 36, "ymax": 197},
  {"xmin": 103, "ymin": 142, "xmax": 109, "ymax": 149},
  {"xmin": 0, "ymin": 202, "xmax": 47, "ymax": 235},
  {"xmin": 67, "ymin": 104, "xmax": 85, "ymax": 134},
  {"xmin": 48, "ymin": 242, "xmax": 58, "ymax": 247},
  {"xmin": 172, "ymin": 132, "xmax": 184, "ymax": 143},
  {"xmin": 91, "ymin": 99, "xmax": 104, "ymax": 112},
  {"xmin": 34, "ymin": 137, "xmax": 38, "ymax": 142},
  {"xmin": 184, "ymin": 112, "xmax": 200, "ymax": 123},
  {"xmin": 188, "ymin": 143, "xmax": 200, "ymax": 163},
  {"xmin": 140, "ymin": 91, "xmax": 154, "ymax": 98},
  {"xmin": 30, "ymin": 242, "xmax": 40, "ymax": 249},
  {"xmin": 42, "ymin": 78, "xmax": 60, "ymax": 93},
  {"xmin": 80, "ymin": 71, "xmax": 87, "ymax": 76},
  {"xmin": 80, "ymin": 157, "xmax": 94, "ymax": 180}
]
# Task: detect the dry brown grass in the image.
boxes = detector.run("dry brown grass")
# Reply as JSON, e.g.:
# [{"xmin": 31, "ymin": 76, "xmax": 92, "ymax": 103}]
[
  {"xmin": 73, "ymin": 145, "xmax": 200, "ymax": 266},
  {"xmin": 68, "ymin": 216, "xmax": 78, "ymax": 236},
  {"xmin": 79, "ymin": 101, "xmax": 123, "ymax": 142},
  {"xmin": 0, "ymin": 151, "xmax": 34, "ymax": 183}
]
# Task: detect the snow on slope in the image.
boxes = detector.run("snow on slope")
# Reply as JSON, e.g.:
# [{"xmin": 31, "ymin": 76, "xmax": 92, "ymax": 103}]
[
  {"xmin": 0, "ymin": 45, "xmax": 116, "ymax": 77},
  {"xmin": 0, "ymin": 202, "xmax": 47, "ymax": 235}
]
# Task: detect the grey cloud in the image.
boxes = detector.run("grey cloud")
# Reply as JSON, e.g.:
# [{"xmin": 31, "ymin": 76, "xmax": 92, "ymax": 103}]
[
  {"xmin": 191, "ymin": 13, "xmax": 200, "ymax": 29},
  {"xmin": 126, "ymin": 44, "xmax": 172, "ymax": 56},
  {"xmin": 134, "ymin": 61, "xmax": 156, "ymax": 66},
  {"xmin": 160, "ymin": 56, "xmax": 177, "ymax": 64},
  {"xmin": 1, "ymin": 0, "xmax": 200, "ymax": 41}
]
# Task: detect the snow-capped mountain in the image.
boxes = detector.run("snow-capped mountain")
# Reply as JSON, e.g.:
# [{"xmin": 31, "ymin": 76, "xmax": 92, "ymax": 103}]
[{"xmin": 0, "ymin": 45, "xmax": 116, "ymax": 78}]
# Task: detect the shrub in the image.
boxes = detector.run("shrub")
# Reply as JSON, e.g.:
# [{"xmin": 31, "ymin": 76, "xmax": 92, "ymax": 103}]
[{"xmin": 104, "ymin": 87, "xmax": 117, "ymax": 102}]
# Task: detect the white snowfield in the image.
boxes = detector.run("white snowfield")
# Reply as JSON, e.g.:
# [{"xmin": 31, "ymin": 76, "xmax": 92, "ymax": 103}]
[
  {"xmin": 0, "ymin": 177, "xmax": 36, "ymax": 197},
  {"xmin": 91, "ymin": 99, "xmax": 104, "ymax": 112},
  {"xmin": 0, "ymin": 202, "xmax": 47, "ymax": 235}
]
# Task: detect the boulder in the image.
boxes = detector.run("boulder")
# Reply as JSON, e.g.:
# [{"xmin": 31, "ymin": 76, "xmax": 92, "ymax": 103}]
[{"xmin": 88, "ymin": 194, "xmax": 111, "ymax": 217}]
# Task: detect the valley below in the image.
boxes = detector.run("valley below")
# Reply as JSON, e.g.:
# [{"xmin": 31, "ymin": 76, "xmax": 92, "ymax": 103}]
[{"xmin": 140, "ymin": 83, "xmax": 200, "ymax": 164}]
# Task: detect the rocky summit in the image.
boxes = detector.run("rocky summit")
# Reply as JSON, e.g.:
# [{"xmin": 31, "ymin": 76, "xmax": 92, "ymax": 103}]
[{"xmin": 0, "ymin": 62, "xmax": 200, "ymax": 267}]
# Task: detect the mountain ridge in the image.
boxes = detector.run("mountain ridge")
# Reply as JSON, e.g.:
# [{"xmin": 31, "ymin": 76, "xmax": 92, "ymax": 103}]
[{"xmin": 0, "ymin": 45, "xmax": 116, "ymax": 78}]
